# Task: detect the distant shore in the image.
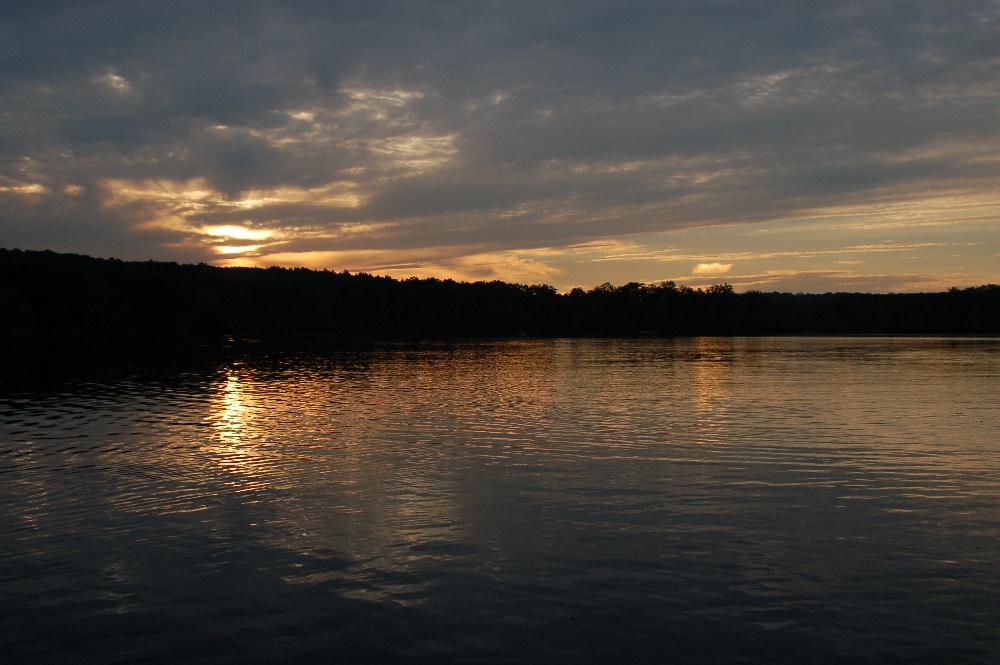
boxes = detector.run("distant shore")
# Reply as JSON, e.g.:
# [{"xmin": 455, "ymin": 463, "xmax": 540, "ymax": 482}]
[{"xmin": 3, "ymin": 248, "xmax": 998, "ymax": 337}]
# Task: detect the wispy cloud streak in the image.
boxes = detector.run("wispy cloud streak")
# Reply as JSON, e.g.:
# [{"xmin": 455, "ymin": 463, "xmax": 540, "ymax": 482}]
[{"xmin": 1, "ymin": 1, "xmax": 998, "ymax": 289}]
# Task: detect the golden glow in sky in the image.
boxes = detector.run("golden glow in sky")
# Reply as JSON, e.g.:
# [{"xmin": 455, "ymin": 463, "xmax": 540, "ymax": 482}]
[{"xmin": 1, "ymin": 3, "xmax": 998, "ymax": 292}]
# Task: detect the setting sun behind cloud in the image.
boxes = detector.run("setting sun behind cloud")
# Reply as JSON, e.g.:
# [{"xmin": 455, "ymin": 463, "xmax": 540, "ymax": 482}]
[{"xmin": 0, "ymin": 3, "xmax": 998, "ymax": 292}]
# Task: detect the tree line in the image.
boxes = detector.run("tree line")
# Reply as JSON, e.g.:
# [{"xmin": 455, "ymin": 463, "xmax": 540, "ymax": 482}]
[{"xmin": 2, "ymin": 248, "xmax": 998, "ymax": 337}]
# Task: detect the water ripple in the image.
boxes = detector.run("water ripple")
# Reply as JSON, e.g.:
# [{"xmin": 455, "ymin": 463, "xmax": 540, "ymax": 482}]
[{"xmin": 1, "ymin": 337, "xmax": 998, "ymax": 663}]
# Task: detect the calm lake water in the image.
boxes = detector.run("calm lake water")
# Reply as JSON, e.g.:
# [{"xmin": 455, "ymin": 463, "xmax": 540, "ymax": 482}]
[{"xmin": 1, "ymin": 337, "xmax": 998, "ymax": 663}]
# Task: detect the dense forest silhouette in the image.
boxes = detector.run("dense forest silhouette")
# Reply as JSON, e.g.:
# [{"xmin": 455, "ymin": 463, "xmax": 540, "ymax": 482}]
[{"xmin": 2, "ymin": 248, "xmax": 998, "ymax": 337}]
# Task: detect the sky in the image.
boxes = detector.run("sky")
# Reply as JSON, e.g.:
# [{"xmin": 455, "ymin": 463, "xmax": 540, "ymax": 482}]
[{"xmin": 1, "ymin": 1, "xmax": 998, "ymax": 292}]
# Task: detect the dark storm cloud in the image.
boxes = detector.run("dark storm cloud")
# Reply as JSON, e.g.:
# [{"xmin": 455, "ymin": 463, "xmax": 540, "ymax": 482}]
[{"xmin": 1, "ymin": 1, "xmax": 998, "ymax": 265}]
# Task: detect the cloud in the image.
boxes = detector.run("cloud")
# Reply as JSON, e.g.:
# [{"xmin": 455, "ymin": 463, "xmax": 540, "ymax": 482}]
[
  {"xmin": 599, "ymin": 240, "xmax": 982, "ymax": 264},
  {"xmin": 693, "ymin": 263, "xmax": 733, "ymax": 276},
  {"xmin": 217, "ymin": 246, "xmax": 560, "ymax": 285},
  {"xmin": 735, "ymin": 270, "xmax": 970, "ymax": 294},
  {"xmin": 1, "ymin": 2, "xmax": 998, "ymax": 290},
  {"xmin": 657, "ymin": 269, "xmax": 973, "ymax": 295}
]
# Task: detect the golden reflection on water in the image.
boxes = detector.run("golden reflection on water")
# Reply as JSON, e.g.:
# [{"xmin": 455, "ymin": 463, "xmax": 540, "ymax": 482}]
[
  {"xmin": 207, "ymin": 366, "xmax": 270, "ymax": 492},
  {"xmin": 218, "ymin": 369, "xmax": 248, "ymax": 443},
  {"xmin": 32, "ymin": 338, "xmax": 991, "ymax": 607},
  {"xmin": 691, "ymin": 338, "xmax": 733, "ymax": 441},
  {"xmin": 3, "ymin": 336, "xmax": 1000, "ymax": 659},
  {"xmin": 196, "ymin": 351, "xmax": 479, "ymax": 604}
]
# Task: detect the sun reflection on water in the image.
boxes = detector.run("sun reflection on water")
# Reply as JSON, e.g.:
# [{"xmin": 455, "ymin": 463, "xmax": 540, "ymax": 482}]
[
  {"xmin": 218, "ymin": 369, "xmax": 248, "ymax": 443},
  {"xmin": 208, "ymin": 366, "xmax": 270, "ymax": 492},
  {"xmin": 3, "ymin": 338, "xmax": 1000, "ymax": 663}
]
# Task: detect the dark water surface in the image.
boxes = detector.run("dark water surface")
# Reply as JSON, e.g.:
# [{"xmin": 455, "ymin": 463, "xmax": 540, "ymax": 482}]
[{"xmin": 2, "ymin": 337, "xmax": 998, "ymax": 663}]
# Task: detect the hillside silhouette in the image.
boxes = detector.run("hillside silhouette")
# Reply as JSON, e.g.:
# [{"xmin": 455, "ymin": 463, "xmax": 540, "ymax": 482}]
[{"xmin": 2, "ymin": 248, "xmax": 998, "ymax": 337}]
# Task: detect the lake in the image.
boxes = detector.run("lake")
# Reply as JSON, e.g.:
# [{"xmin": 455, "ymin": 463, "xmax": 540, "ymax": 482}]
[{"xmin": 2, "ymin": 337, "xmax": 998, "ymax": 663}]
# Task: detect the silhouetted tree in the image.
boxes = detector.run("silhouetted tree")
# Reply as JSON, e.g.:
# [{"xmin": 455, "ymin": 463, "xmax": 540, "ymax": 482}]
[{"xmin": 2, "ymin": 249, "xmax": 997, "ymax": 338}]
